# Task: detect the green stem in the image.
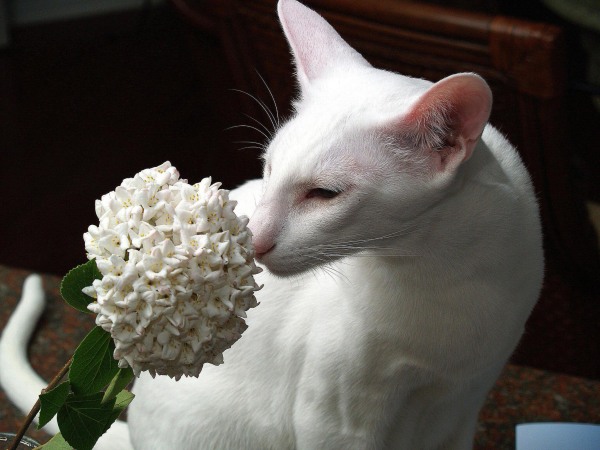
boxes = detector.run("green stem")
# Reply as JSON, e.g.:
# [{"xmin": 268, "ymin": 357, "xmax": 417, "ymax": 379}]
[{"xmin": 9, "ymin": 357, "xmax": 73, "ymax": 450}]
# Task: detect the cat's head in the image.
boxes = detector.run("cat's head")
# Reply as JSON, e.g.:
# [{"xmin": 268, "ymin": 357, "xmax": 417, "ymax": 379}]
[{"xmin": 249, "ymin": 0, "xmax": 492, "ymax": 276}]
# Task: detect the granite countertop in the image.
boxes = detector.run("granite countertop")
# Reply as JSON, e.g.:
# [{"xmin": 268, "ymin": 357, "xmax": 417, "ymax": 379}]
[{"xmin": 1, "ymin": 265, "xmax": 599, "ymax": 449}]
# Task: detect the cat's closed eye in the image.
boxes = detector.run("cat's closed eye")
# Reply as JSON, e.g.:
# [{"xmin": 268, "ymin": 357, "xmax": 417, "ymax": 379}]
[{"xmin": 306, "ymin": 188, "xmax": 341, "ymax": 200}]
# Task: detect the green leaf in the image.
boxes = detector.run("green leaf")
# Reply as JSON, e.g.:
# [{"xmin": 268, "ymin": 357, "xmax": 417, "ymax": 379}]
[
  {"xmin": 102, "ymin": 367, "xmax": 134, "ymax": 404},
  {"xmin": 38, "ymin": 381, "xmax": 70, "ymax": 429},
  {"xmin": 113, "ymin": 390, "xmax": 135, "ymax": 411},
  {"xmin": 35, "ymin": 432, "xmax": 73, "ymax": 449},
  {"xmin": 69, "ymin": 326, "xmax": 119, "ymax": 396},
  {"xmin": 60, "ymin": 259, "xmax": 101, "ymax": 314},
  {"xmin": 104, "ymin": 390, "xmax": 135, "ymax": 431},
  {"xmin": 57, "ymin": 393, "xmax": 116, "ymax": 450}
]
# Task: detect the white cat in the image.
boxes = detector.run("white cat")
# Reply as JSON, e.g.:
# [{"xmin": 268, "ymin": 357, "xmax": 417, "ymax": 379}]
[{"xmin": 0, "ymin": 0, "xmax": 543, "ymax": 448}]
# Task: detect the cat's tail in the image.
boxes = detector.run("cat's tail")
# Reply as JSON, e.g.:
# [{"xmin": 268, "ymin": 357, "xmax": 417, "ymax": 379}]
[{"xmin": 0, "ymin": 275, "xmax": 133, "ymax": 450}]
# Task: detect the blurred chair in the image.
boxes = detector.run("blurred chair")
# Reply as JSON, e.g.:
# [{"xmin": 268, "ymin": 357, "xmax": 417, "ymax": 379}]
[{"xmin": 172, "ymin": 0, "xmax": 600, "ymax": 281}]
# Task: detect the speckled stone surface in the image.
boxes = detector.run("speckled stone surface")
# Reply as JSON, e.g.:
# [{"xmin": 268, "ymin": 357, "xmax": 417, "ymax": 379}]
[
  {"xmin": 1, "ymin": 265, "xmax": 599, "ymax": 448},
  {"xmin": 475, "ymin": 365, "xmax": 600, "ymax": 449}
]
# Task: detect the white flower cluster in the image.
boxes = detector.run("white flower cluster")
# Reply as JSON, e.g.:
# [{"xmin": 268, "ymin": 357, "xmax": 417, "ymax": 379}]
[{"xmin": 83, "ymin": 161, "xmax": 261, "ymax": 379}]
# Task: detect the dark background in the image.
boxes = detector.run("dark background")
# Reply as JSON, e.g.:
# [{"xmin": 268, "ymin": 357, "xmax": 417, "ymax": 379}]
[{"xmin": 0, "ymin": 4, "xmax": 262, "ymax": 276}]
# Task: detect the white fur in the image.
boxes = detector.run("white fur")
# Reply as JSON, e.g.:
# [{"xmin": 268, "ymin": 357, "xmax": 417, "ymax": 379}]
[
  {"xmin": 0, "ymin": 275, "xmax": 58, "ymax": 433},
  {"xmin": 0, "ymin": 1, "xmax": 543, "ymax": 449}
]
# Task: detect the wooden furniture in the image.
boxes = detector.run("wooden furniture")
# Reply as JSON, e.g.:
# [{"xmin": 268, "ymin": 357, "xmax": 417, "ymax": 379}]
[{"xmin": 172, "ymin": 0, "xmax": 600, "ymax": 281}]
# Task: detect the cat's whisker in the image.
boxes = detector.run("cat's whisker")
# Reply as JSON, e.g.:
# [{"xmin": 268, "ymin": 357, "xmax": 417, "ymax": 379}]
[
  {"xmin": 227, "ymin": 124, "xmax": 270, "ymax": 141},
  {"xmin": 305, "ymin": 248, "xmax": 353, "ymax": 279},
  {"xmin": 303, "ymin": 253, "xmax": 348, "ymax": 283},
  {"xmin": 229, "ymin": 88, "xmax": 278, "ymax": 131},
  {"xmin": 320, "ymin": 251, "xmax": 416, "ymax": 258},
  {"xmin": 321, "ymin": 267, "xmax": 341, "ymax": 283},
  {"xmin": 328, "ymin": 225, "xmax": 420, "ymax": 247},
  {"xmin": 352, "ymin": 252, "xmax": 419, "ymax": 258},
  {"xmin": 254, "ymin": 69, "xmax": 281, "ymax": 128},
  {"xmin": 371, "ymin": 226, "xmax": 421, "ymax": 241},
  {"xmin": 243, "ymin": 113, "xmax": 273, "ymax": 139},
  {"xmin": 234, "ymin": 140, "xmax": 267, "ymax": 152},
  {"xmin": 325, "ymin": 265, "xmax": 349, "ymax": 283},
  {"xmin": 237, "ymin": 146, "xmax": 265, "ymax": 152},
  {"xmin": 303, "ymin": 250, "xmax": 334, "ymax": 264},
  {"xmin": 320, "ymin": 244, "xmax": 410, "ymax": 253},
  {"xmin": 235, "ymin": 139, "xmax": 266, "ymax": 146},
  {"xmin": 311, "ymin": 240, "xmax": 419, "ymax": 260},
  {"xmin": 318, "ymin": 240, "xmax": 388, "ymax": 251},
  {"xmin": 307, "ymin": 262, "xmax": 332, "ymax": 282},
  {"xmin": 303, "ymin": 252, "xmax": 332, "ymax": 264}
]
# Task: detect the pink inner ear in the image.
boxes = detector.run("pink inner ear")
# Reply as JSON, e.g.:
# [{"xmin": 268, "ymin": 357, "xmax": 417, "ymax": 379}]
[
  {"xmin": 402, "ymin": 73, "xmax": 492, "ymax": 172},
  {"xmin": 277, "ymin": 0, "xmax": 370, "ymax": 89}
]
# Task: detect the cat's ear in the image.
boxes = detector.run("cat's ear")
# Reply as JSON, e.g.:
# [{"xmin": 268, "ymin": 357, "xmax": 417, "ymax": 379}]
[
  {"xmin": 395, "ymin": 73, "xmax": 492, "ymax": 174},
  {"xmin": 277, "ymin": 0, "xmax": 371, "ymax": 91}
]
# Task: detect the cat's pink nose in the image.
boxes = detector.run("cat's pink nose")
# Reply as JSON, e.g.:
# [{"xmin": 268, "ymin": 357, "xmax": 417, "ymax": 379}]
[
  {"xmin": 248, "ymin": 202, "xmax": 279, "ymax": 260},
  {"xmin": 254, "ymin": 242, "xmax": 275, "ymax": 260}
]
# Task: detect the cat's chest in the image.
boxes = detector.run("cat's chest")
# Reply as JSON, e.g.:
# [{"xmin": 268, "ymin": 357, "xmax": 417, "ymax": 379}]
[
  {"xmin": 290, "ymin": 316, "xmax": 435, "ymax": 444},
  {"xmin": 248, "ymin": 267, "xmax": 422, "ymax": 382}
]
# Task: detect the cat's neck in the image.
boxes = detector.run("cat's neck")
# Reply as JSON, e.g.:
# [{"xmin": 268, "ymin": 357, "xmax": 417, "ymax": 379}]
[{"xmin": 333, "ymin": 142, "xmax": 500, "ymax": 312}]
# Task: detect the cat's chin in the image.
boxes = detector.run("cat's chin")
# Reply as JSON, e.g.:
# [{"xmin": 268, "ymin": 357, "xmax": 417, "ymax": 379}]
[
  {"xmin": 258, "ymin": 256, "xmax": 320, "ymax": 279},
  {"xmin": 261, "ymin": 262, "xmax": 307, "ymax": 278}
]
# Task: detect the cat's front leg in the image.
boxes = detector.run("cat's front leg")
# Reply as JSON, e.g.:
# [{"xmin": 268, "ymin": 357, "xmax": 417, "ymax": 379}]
[
  {"xmin": 292, "ymin": 383, "xmax": 421, "ymax": 450},
  {"xmin": 289, "ymin": 358, "xmax": 384, "ymax": 449},
  {"xmin": 290, "ymin": 359, "xmax": 421, "ymax": 450},
  {"xmin": 292, "ymin": 400, "xmax": 379, "ymax": 450},
  {"xmin": 384, "ymin": 370, "xmax": 496, "ymax": 450}
]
